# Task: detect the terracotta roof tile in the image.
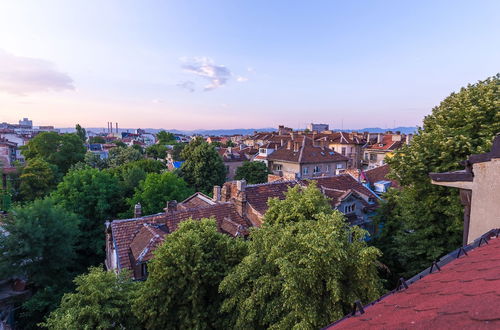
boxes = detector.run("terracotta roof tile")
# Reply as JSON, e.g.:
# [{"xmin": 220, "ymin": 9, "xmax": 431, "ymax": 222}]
[
  {"xmin": 267, "ymin": 136, "xmax": 348, "ymax": 164},
  {"xmin": 327, "ymin": 233, "xmax": 500, "ymax": 329}
]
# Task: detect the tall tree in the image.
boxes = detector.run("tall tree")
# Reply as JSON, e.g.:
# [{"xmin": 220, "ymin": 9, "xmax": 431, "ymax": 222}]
[
  {"xmin": 220, "ymin": 212, "xmax": 382, "ymax": 329},
  {"xmin": 145, "ymin": 144, "xmax": 168, "ymax": 160},
  {"xmin": 133, "ymin": 219, "xmax": 247, "ymax": 329},
  {"xmin": 19, "ymin": 158, "xmax": 58, "ymax": 201},
  {"xmin": 377, "ymin": 74, "xmax": 500, "ymax": 278},
  {"xmin": 21, "ymin": 132, "xmax": 86, "ymax": 175},
  {"xmin": 51, "ymin": 168, "xmax": 125, "ymax": 267},
  {"xmin": 42, "ymin": 267, "xmax": 140, "ymax": 330},
  {"xmin": 0, "ymin": 198, "xmax": 80, "ymax": 328},
  {"xmin": 107, "ymin": 146, "xmax": 142, "ymax": 167},
  {"xmin": 129, "ymin": 171, "xmax": 193, "ymax": 215},
  {"xmin": 88, "ymin": 136, "xmax": 106, "ymax": 144},
  {"xmin": 75, "ymin": 124, "xmax": 87, "ymax": 143},
  {"xmin": 180, "ymin": 138, "xmax": 226, "ymax": 194},
  {"xmin": 156, "ymin": 130, "xmax": 176, "ymax": 144},
  {"xmin": 264, "ymin": 181, "xmax": 333, "ymax": 225},
  {"xmin": 234, "ymin": 161, "xmax": 269, "ymax": 184}
]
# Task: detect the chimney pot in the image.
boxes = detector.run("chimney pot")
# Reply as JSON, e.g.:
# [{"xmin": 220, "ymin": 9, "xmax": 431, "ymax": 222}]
[
  {"xmin": 213, "ymin": 185, "xmax": 221, "ymax": 202},
  {"xmin": 134, "ymin": 203, "xmax": 142, "ymax": 218},
  {"xmin": 164, "ymin": 200, "xmax": 178, "ymax": 213},
  {"xmin": 236, "ymin": 180, "xmax": 246, "ymax": 192}
]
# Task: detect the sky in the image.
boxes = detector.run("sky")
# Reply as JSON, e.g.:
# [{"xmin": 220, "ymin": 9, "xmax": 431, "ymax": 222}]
[{"xmin": 0, "ymin": 0, "xmax": 498, "ymax": 130}]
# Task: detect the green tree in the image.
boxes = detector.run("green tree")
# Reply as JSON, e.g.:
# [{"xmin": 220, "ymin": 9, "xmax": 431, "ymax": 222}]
[
  {"xmin": 129, "ymin": 172, "xmax": 193, "ymax": 215},
  {"xmin": 171, "ymin": 142, "xmax": 186, "ymax": 161},
  {"xmin": 0, "ymin": 199, "xmax": 80, "ymax": 328},
  {"xmin": 378, "ymin": 74, "xmax": 500, "ymax": 278},
  {"xmin": 19, "ymin": 158, "xmax": 58, "ymax": 201},
  {"xmin": 264, "ymin": 181, "xmax": 333, "ymax": 225},
  {"xmin": 75, "ymin": 124, "xmax": 87, "ymax": 143},
  {"xmin": 42, "ymin": 267, "xmax": 140, "ymax": 330},
  {"xmin": 145, "ymin": 144, "xmax": 168, "ymax": 160},
  {"xmin": 84, "ymin": 152, "xmax": 108, "ymax": 170},
  {"xmin": 156, "ymin": 130, "xmax": 176, "ymax": 144},
  {"xmin": 107, "ymin": 146, "xmax": 142, "ymax": 167},
  {"xmin": 220, "ymin": 212, "xmax": 382, "ymax": 329},
  {"xmin": 234, "ymin": 161, "xmax": 269, "ymax": 184},
  {"xmin": 180, "ymin": 138, "xmax": 226, "ymax": 194},
  {"xmin": 89, "ymin": 136, "xmax": 106, "ymax": 144},
  {"xmin": 52, "ymin": 168, "xmax": 125, "ymax": 268},
  {"xmin": 21, "ymin": 132, "xmax": 86, "ymax": 175},
  {"xmin": 131, "ymin": 143, "xmax": 144, "ymax": 154},
  {"xmin": 133, "ymin": 219, "xmax": 247, "ymax": 329},
  {"xmin": 114, "ymin": 140, "xmax": 127, "ymax": 148}
]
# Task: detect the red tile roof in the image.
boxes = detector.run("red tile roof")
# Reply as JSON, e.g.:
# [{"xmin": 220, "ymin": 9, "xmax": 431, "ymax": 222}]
[
  {"xmin": 363, "ymin": 164, "xmax": 400, "ymax": 189},
  {"xmin": 110, "ymin": 203, "xmax": 249, "ymax": 272},
  {"xmin": 267, "ymin": 136, "xmax": 348, "ymax": 164},
  {"xmin": 327, "ymin": 231, "xmax": 500, "ymax": 329},
  {"xmin": 366, "ymin": 135, "xmax": 404, "ymax": 151},
  {"xmin": 129, "ymin": 224, "xmax": 167, "ymax": 263},
  {"xmin": 178, "ymin": 192, "xmax": 215, "ymax": 210}
]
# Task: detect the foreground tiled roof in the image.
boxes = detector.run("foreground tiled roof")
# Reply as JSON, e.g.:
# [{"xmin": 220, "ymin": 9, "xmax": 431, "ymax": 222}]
[
  {"xmin": 111, "ymin": 203, "xmax": 249, "ymax": 271},
  {"xmin": 326, "ymin": 229, "xmax": 500, "ymax": 329}
]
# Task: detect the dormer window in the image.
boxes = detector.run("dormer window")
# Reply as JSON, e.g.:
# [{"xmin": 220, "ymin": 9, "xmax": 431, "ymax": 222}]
[
  {"xmin": 344, "ymin": 204, "xmax": 356, "ymax": 213},
  {"xmin": 259, "ymin": 148, "xmax": 266, "ymax": 154},
  {"xmin": 378, "ymin": 144, "xmax": 384, "ymax": 147}
]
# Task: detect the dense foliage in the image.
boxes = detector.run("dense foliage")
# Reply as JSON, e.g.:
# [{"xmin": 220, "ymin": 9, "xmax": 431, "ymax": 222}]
[
  {"xmin": 133, "ymin": 219, "xmax": 247, "ymax": 329},
  {"xmin": 234, "ymin": 161, "xmax": 269, "ymax": 184},
  {"xmin": 0, "ymin": 199, "xmax": 80, "ymax": 328},
  {"xmin": 21, "ymin": 131, "xmax": 86, "ymax": 175},
  {"xmin": 19, "ymin": 158, "xmax": 58, "ymax": 201},
  {"xmin": 129, "ymin": 171, "xmax": 194, "ymax": 215},
  {"xmin": 51, "ymin": 167, "xmax": 125, "ymax": 267},
  {"xmin": 43, "ymin": 267, "xmax": 140, "ymax": 330},
  {"xmin": 220, "ymin": 213, "xmax": 382, "ymax": 329},
  {"xmin": 180, "ymin": 138, "xmax": 226, "ymax": 194},
  {"xmin": 375, "ymin": 74, "xmax": 500, "ymax": 280}
]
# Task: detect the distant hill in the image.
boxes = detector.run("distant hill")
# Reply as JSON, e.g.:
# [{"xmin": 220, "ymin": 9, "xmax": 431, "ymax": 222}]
[{"xmin": 58, "ymin": 126, "xmax": 417, "ymax": 136}]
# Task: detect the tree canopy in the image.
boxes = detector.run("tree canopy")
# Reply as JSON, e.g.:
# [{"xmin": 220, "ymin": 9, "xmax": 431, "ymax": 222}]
[
  {"xmin": 264, "ymin": 181, "xmax": 333, "ymax": 225},
  {"xmin": 51, "ymin": 167, "xmax": 125, "ymax": 267},
  {"xmin": 0, "ymin": 199, "xmax": 80, "ymax": 328},
  {"xmin": 107, "ymin": 146, "xmax": 142, "ymax": 167},
  {"xmin": 376, "ymin": 74, "xmax": 500, "ymax": 279},
  {"xmin": 75, "ymin": 124, "xmax": 86, "ymax": 143},
  {"xmin": 234, "ymin": 161, "xmax": 269, "ymax": 184},
  {"xmin": 42, "ymin": 267, "xmax": 140, "ymax": 330},
  {"xmin": 133, "ymin": 219, "xmax": 247, "ymax": 329},
  {"xmin": 129, "ymin": 171, "xmax": 193, "ymax": 215},
  {"xmin": 21, "ymin": 132, "xmax": 86, "ymax": 175},
  {"xmin": 19, "ymin": 158, "xmax": 58, "ymax": 201},
  {"xmin": 220, "ymin": 212, "xmax": 382, "ymax": 329},
  {"xmin": 156, "ymin": 131, "xmax": 177, "ymax": 144},
  {"xmin": 180, "ymin": 138, "xmax": 226, "ymax": 194}
]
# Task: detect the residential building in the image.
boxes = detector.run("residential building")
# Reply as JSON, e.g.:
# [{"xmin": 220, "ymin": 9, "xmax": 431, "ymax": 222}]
[
  {"xmin": 218, "ymin": 147, "xmax": 246, "ymax": 180},
  {"xmin": 267, "ymin": 136, "xmax": 348, "ymax": 180},
  {"xmin": 106, "ymin": 174, "xmax": 379, "ymax": 280},
  {"xmin": 307, "ymin": 123, "xmax": 329, "ymax": 132},
  {"xmin": 316, "ymin": 132, "xmax": 366, "ymax": 169},
  {"xmin": 362, "ymin": 133, "xmax": 410, "ymax": 169}
]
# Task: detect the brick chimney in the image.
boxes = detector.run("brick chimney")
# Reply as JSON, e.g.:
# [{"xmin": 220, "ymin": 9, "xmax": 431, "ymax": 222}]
[
  {"xmin": 234, "ymin": 180, "xmax": 247, "ymax": 218},
  {"xmin": 293, "ymin": 141, "xmax": 300, "ymax": 152},
  {"xmin": 287, "ymin": 140, "xmax": 292, "ymax": 150},
  {"xmin": 164, "ymin": 200, "xmax": 177, "ymax": 213},
  {"xmin": 377, "ymin": 133, "xmax": 382, "ymax": 144},
  {"xmin": 213, "ymin": 185, "xmax": 221, "ymax": 202},
  {"xmin": 134, "ymin": 203, "xmax": 142, "ymax": 218}
]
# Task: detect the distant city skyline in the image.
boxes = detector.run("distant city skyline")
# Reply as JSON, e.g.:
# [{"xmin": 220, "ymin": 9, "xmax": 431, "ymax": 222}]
[{"xmin": 0, "ymin": 1, "xmax": 499, "ymax": 129}]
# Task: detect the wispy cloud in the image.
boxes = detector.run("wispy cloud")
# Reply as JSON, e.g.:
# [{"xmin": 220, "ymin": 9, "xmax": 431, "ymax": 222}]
[
  {"xmin": 180, "ymin": 57, "xmax": 232, "ymax": 91},
  {"xmin": 0, "ymin": 49, "xmax": 74, "ymax": 95},
  {"xmin": 176, "ymin": 80, "xmax": 195, "ymax": 93}
]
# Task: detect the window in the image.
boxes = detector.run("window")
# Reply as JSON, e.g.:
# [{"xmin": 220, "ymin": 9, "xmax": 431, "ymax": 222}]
[
  {"xmin": 303, "ymin": 167, "xmax": 309, "ymax": 174},
  {"xmin": 336, "ymin": 163, "xmax": 344, "ymax": 169},
  {"xmin": 313, "ymin": 165, "xmax": 321, "ymax": 173},
  {"xmin": 259, "ymin": 148, "xmax": 266, "ymax": 154},
  {"xmin": 325, "ymin": 165, "xmax": 330, "ymax": 172},
  {"xmin": 273, "ymin": 164, "xmax": 282, "ymax": 171},
  {"xmin": 370, "ymin": 153, "xmax": 377, "ymax": 161},
  {"xmin": 364, "ymin": 153, "xmax": 369, "ymax": 161},
  {"xmin": 343, "ymin": 203, "xmax": 356, "ymax": 213},
  {"xmin": 141, "ymin": 263, "xmax": 148, "ymax": 278},
  {"xmin": 341, "ymin": 147, "xmax": 346, "ymax": 155}
]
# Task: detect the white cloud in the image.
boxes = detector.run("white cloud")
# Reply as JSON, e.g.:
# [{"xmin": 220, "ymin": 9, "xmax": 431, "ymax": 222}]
[
  {"xmin": 176, "ymin": 80, "xmax": 196, "ymax": 92},
  {"xmin": 236, "ymin": 76, "xmax": 248, "ymax": 82},
  {"xmin": 180, "ymin": 57, "xmax": 232, "ymax": 91},
  {"xmin": 0, "ymin": 49, "xmax": 74, "ymax": 95}
]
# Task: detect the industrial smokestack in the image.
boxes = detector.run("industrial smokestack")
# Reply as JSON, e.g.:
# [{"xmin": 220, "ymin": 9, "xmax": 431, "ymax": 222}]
[{"xmin": 115, "ymin": 122, "xmax": 118, "ymax": 133}]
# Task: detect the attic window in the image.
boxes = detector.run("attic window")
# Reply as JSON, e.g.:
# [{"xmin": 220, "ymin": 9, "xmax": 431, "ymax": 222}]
[
  {"xmin": 378, "ymin": 144, "xmax": 384, "ymax": 147},
  {"xmin": 329, "ymin": 151, "xmax": 335, "ymax": 155}
]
